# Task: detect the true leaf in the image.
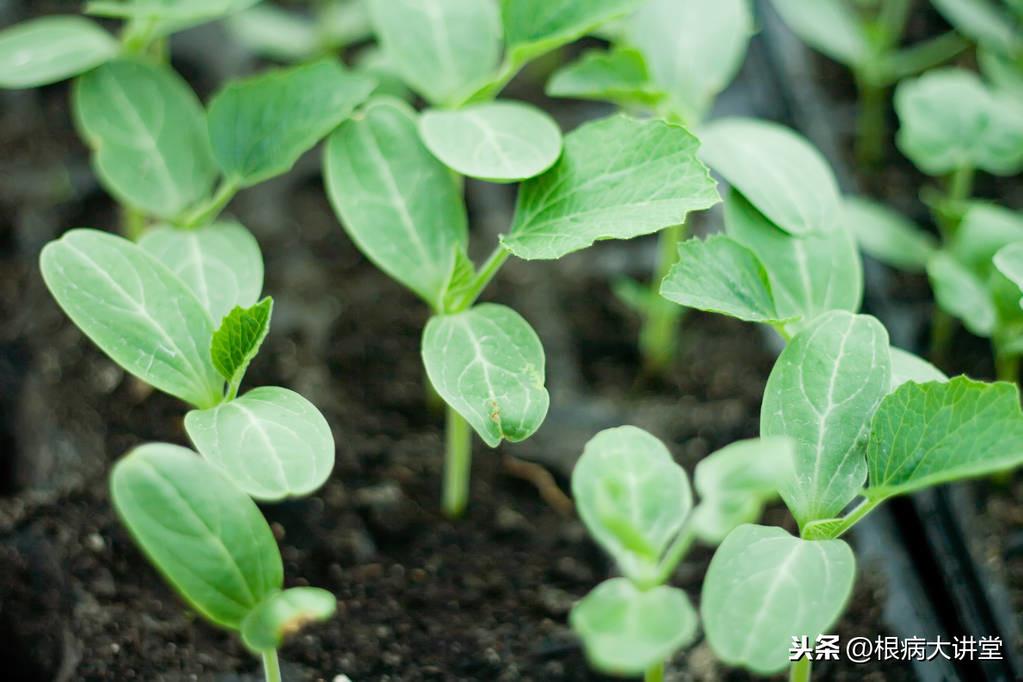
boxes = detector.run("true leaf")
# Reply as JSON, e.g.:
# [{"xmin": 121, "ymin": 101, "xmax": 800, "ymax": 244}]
[
  {"xmin": 926, "ymin": 252, "xmax": 997, "ymax": 337},
  {"xmin": 866, "ymin": 377, "xmax": 1023, "ymax": 498},
  {"xmin": 367, "ymin": 0, "xmax": 501, "ymax": 105},
  {"xmin": 501, "ymin": 0, "xmax": 640, "ymax": 61},
  {"xmin": 419, "ymin": 101, "xmax": 562, "ymax": 182},
  {"xmin": 422, "ymin": 303, "xmax": 549, "ymax": 447},
  {"xmin": 208, "ymin": 59, "xmax": 375, "ymax": 187},
  {"xmin": 572, "ymin": 426, "xmax": 691, "ymax": 581},
  {"xmin": 502, "ymin": 114, "xmax": 719, "ymax": 260},
  {"xmin": 545, "ymin": 46, "xmax": 664, "ymax": 107},
  {"xmin": 761, "ymin": 311, "xmax": 891, "ymax": 527},
  {"xmin": 771, "ymin": 0, "xmax": 871, "ymax": 67},
  {"xmin": 844, "ymin": 197, "xmax": 937, "ymax": 272},
  {"xmin": 241, "ymin": 587, "xmax": 336, "ymax": 653},
  {"xmin": 325, "ymin": 97, "xmax": 468, "ymax": 309},
  {"xmin": 701, "ymin": 524, "xmax": 856, "ymax": 675},
  {"xmin": 139, "ymin": 221, "xmax": 263, "ymax": 324},
  {"xmin": 73, "ymin": 59, "xmax": 217, "ymax": 219},
  {"xmin": 210, "ymin": 297, "xmax": 273, "ymax": 388},
  {"xmin": 890, "ymin": 347, "xmax": 948, "ymax": 391},
  {"xmin": 700, "ymin": 118, "xmax": 842, "ymax": 236},
  {"xmin": 40, "ymin": 229, "xmax": 222, "ymax": 408},
  {"xmin": 570, "ymin": 578, "xmax": 698, "ymax": 676},
  {"xmin": 185, "ymin": 386, "xmax": 335, "ymax": 500},
  {"xmin": 0, "ymin": 16, "xmax": 117, "ymax": 89},
  {"xmin": 110, "ymin": 443, "xmax": 283, "ymax": 629}
]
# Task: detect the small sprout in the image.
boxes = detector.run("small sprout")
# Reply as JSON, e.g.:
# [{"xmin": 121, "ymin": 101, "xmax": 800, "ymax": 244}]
[
  {"xmin": 241, "ymin": 587, "xmax": 338, "ymax": 653},
  {"xmin": 210, "ymin": 297, "xmax": 274, "ymax": 396}
]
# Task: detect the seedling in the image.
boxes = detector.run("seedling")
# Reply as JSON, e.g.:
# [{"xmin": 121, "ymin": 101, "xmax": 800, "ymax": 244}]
[
  {"xmin": 325, "ymin": 0, "xmax": 720, "ymax": 517},
  {"xmin": 569, "ymin": 426, "xmax": 793, "ymax": 680}
]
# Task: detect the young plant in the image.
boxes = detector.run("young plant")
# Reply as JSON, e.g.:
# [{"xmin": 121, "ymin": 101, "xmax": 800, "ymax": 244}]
[
  {"xmin": 771, "ymin": 0, "xmax": 968, "ymax": 165},
  {"xmin": 324, "ymin": 0, "xmax": 720, "ymax": 517},
  {"xmin": 569, "ymin": 426, "xmax": 794, "ymax": 681}
]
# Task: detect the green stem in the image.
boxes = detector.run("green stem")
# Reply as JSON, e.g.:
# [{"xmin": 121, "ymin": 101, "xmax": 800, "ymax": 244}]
[
  {"xmin": 936, "ymin": 165, "xmax": 974, "ymax": 237},
  {"xmin": 929, "ymin": 308, "xmax": 955, "ymax": 369},
  {"xmin": 644, "ymin": 661, "xmax": 665, "ymax": 682},
  {"xmin": 457, "ymin": 245, "xmax": 511, "ymax": 311},
  {"xmin": 948, "ymin": 164, "xmax": 975, "ymax": 205},
  {"xmin": 994, "ymin": 344, "xmax": 1020, "ymax": 383},
  {"xmin": 789, "ymin": 655, "xmax": 812, "ymax": 682},
  {"xmin": 464, "ymin": 53, "xmax": 527, "ymax": 105},
  {"xmin": 815, "ymin": 496, "xmax": 884, "ymax": 540},
  {"xmin": 262, "ymin": 650, "xmax": 282, "ymax": 682},
  {"xmin": 651, "ymin": 523, "xmax": 695, "ymax": 586},
  {"xmin": 640, "ymin": 222, "xmax": 688, "ymax": 372},
  {"xmin": 181, "ymin": 179, "xmax": 239, "ymax": 229},
  {"xmin": 442, "ymin": 406, "xmax": 473, "ymax": 518},
  {"xmin": 855, "ymin": 77, "xmax": 887, "ymax": 168},
  {"xmin": 121, "ymin": 204, "xmax": 147, "ymax": 241}
]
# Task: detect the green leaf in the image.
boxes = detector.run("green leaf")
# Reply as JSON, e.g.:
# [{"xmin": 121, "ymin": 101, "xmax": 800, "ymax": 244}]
[
  {"xmin": 225, "ymin": 5, "xmax": 320, "ymax": 62},
  {"xmin": 208, "ymin": 59, "xmax": 375, "ymax": 187},
  {"xmin": 690, "ymin": 437, "xmax": 795, "ymax": 544},
  {"xmin": 761, "ymin": 311, "xmax": 891, "ymax": 527},
  {"xmin": 40, "ymin": 229, "xmax": 222, "ymax": 408},
  {"xmin": 895, "ymin": 68, "xmax": 1023, "ymax": 175},
  {"xmin": 73, "ymin": 59, "xmax": 217, "ymax": 219},
  {"xmin": 931, "ymin": 0, "xmax": 1022, "ymax": 58},
  {"xmin": 325, "ymin": 97, "xmax": 468, "ymax": 309},
  {"xmin": 241, "ymin": 587, "xmax": 336, "ymax": 653},
  {"xmin": 503, "ymin": 115, "xmax": 718, "ymax": 260},
  {"xmin": 209, "ymin": 297, "xmax": 273, "ymax": 388},
  {"xmin": 866, "ymin": 377, "xmax": 1023, "ymax": 498},
  {"xmin": 890, "ymin": 346, "xmax": 948, "ymax": 391},
  {"xmin": 422, "ymin": 304, "xmax": 548, "ymax": 447},
  {"xmin": 927, "ymin": 252, "xmax": 997, "ymax": 337},
  {"xmin": 419, "ymin": 101, "xmax": 562, "ymax": 182},
  {"xmin": 367, "ymin": 0, "xmax": 501, "ymax": 105},
  {"xmin": 949, "ymin": 202, "xmax": 1023, "ymax": 272},
  {"xmin": 701, "ymin": 118, "xmax": 842, "ymax": 236},
  {"xmin": 771, "ymin": 0, "xmax": 871, "ymax": 67},
  {"xmin": 110, "ymin": 443, "xmax": 283, "ymax": 630},
  {"xmin": 0, "ymin": 16, "xmax": 117, "ymax": 89},
  {"xmin": 627, "ymin": 0, "xmax": 753, "ymax": 121},
  {"xmin": 545, "ymin": 46, "xmax": 664, "ymax": 107},
  {"xmin": 139, "ymin": 222, "xmax": 263, "ymax": 324},
  {"xmin": 844, "ymin": 197, "xmax": 937, "ymax": 272},
  {"xmin": 185, "ymin": 386, "xmax": 335, "ymax": 501},
  {"xmin": 725, "ymin": 190, "xmax": 863, "ymax": 328},
  {"xmin": 701, "ymin": 525, "xmax": 856, "ymax": 675},
  {"xmin": 572, "ymin": 426, "xmax": 691, "ymax": 581},
  {"xmin": 995, "ymin": 241, "xmax": 1023, "ymax": 302},
  {"xmin": 570, "ymin": 579, "xmax": 698, "ymax": 676},
  {"xmin": 501, "ymin": 0, "xmax": 640, "ymax": 61},
  {"xmin": 980, "ymin": 48, "xmax": 1023, "ymax": 102},
  {"xmin": 86, "ymin": 0, "xmax": 261, "ymax": 36}
]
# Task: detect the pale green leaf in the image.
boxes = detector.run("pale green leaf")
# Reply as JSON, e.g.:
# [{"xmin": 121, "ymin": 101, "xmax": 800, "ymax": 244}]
[
  {"xmin": 890, "ymin": 346, "xmax": 948, "ymax": 391},
  {"xmin": 995, "ymin": 241, "xmax": 1023, "ymax": 302},
  {"xmin": 702, "ymin": 524, "xmax": 856, "ymax": 675},
  {"xmin": 367, "ymin": 0, "xmax": 501, "ymax": 105},
  {"xmin": 949, "ymin": 202, "xmax": 1023, "ymax": 272},
  {"xmin": 139, "ymin": 221, "xmax": 263, "ymax": 324},
  {"xmin": 501, "ymin": 0, "xmax": 640, "ymax": 61},
  {"xmin": 40, "ymin": 229, "xmax": 222, "ymax": 408},
  {"xmin": 325, "ymin": 98, "xmax": 468, "ymax": 309},
  {"xmin": 572, "ymin": 426, "xmax": 691, "ymax": 581},
  {"xmin": 419, "ymin": 101, "xmax": 562, "ymax": 182},
  {"xmin": 208, "ymin": 59, "xmax": 375, "ymax": 186},
  {"xmin": 110, "ymin": 443, "xmax": 282, "ymax": 629},
  {"xmin": 931, "ymin": 0, "xmax": 1022, "ymax": 58},
  {"xmin": 225, "ymin": 5, "xmax": 320, "ymax": 62},
  {"xmin": 185, "ymin": 386, "xmax": 335, "ymax": 500},
  {"xmin": 844, "ymin": 197, "xmax": 937, "ymax": 272},
  {"xmin": 570, "ymin": 579, "xmax": 697, "ymax": 676},
  {"xmin": 545, "ymin": 46, "xmax": 664, "ymax": 107},
  {"xmin": 422, "ymin": 304, "xmax": 548, "ymax": 447},
  {"xmin": 73, "ymin": 59, "xmax": 217, "ymax": 219},
  {"xmin": 210, "ymin": 297, "xmax": 272, "ymax": 387},
  {"xmin": 761, "ymin": 311, "xmax": 891, "ymax": 527},
  {"xmin": 502, "ymin": 115, "xmax": 719, "ymax": 260},
  {"xmin": 867, "ymin": 377, "xmax": 1023, "ymax": 498},
  {"xmin": 927, "ymin": 252, "xmax": 997, "ymax": 337},
  {"xmin": 86, "ymin": 0, "xmax": 261, "ymax": 36},
  {"xmin": 771, "ymin": 0, "xmax": 871, "ymax": 67},
  {"xmin": 241, "ymin": 587, "xmax": 336, "ymax": 653},
  {"xmin": 0, "ymin": 16, "xmax": 117, "ymax": 89},
  {"xmin": 701, "ymin": 118, "xmax": 842, "ymax": 236},
  {"xmin": 351, "ymin": 46, "xmax": 414, "ymax": 101},
  {"xmin": 980, "ymin": 48, "xmax": 1023, "ymax": 101}
]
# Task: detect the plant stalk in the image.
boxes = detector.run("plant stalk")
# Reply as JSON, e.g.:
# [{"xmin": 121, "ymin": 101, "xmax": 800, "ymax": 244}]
[
  {"xmin": 121, "ymin": 204, "xmax": 147, "ymax": 241},
  {"xmin": 652, "ymin": 523, "xmax": 696, "ymax": 586},
  {"xmin": 443, "ymin": 405, "xmax": 473, "ymax": 518},
  {"xmin": 262, "ymin": 650, "xmax": 282, "ymax": 682},
  {"xmin": 458, "ymin": 245, "xmax": 511, "ymax": 311},
  {"xmin": 789, "ymin": 655, "xmax": 812, "ymax": 682},
  {"xmin": 181, "ymin": 179, "xmax": 240, "ymax": 229},
  {"xmin": 855, "ymin": 77, "xmax": 887, "ymax": 168},
  {"xmin": 815, "ymin": 496, "xmax": 884, "ymax": 540},
  {"xmin": 929, "ymin": 308, "xmax": 955, "ymax": 369},
  {"xmin": 640, "ymin": 222, "xmax": 688, "ymax": 372},
  {"xmin": 644, "ymin": 661, "xmax": 665, "ymax": 682},
  {"xmin": 994, "ymin": 345, "xmax": 1020, "ymax": 383}
]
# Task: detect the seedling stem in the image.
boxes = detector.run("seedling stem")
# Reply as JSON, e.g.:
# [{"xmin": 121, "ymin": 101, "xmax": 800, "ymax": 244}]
[
  {"xmin": 644, "ymin": 662, "xmax": 665, "ymax": 682},
  {"xmin": 443, "ymin": 406, "xmax": 473, "ymax": 518},
  {"xmin": 262, "ymin": 650, "xmax": 282, "ymax": 682},
  {"xmin": 789, "ymin": 655, "xmax": 812, "ymax": 682},
  {"xmin": 641, "ymin": 221, "xmax": 688, "ymax": 372}
]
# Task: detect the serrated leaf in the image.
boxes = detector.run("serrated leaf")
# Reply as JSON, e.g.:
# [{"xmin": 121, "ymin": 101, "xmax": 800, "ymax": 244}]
[
  {"xmin": 241, "ymin": 587, "xmax": 336, "ymax": 653},
  {"xmin": 367, "ymin": 0, "xmax": 501, "ymax": 105},
  {"xmin": 325, "ymin": 97, "xmax": 468, "ymax": 309},
  {"xmin": 761, "ymin": 311, "xmax": 891, "ymax": 527},
  {"xmin": 890, "ymin": 346, "xmax": 948, "ymax": 391},
  {"xmin": 502, "ymin": 115, "xmax": 718, "ymax": 260},
  {"xmin": 208, "ymin": 59, "xmax": 374, "ymax": 187},
  {"xmin": 844, "ymin": 197, "xmax": 937, "ymax": 272},
  {"xmin": 0, "ymin": 16, "xmax": 117, "ymax": 89},
  {"xmin": 660, "ymin": 235, "xmax": 789, "ymax": 324},
  {"xmin": 422, "ymin": 304, "xmax": 548, "ymax": 447},
  {"xmin": 866, "ymin": 377, "xmax": 1023, "ymax": 498},
  {"xmin": 701, "ymin": 118, "xmax": 842, "ymax": 236},
  {"xmin": 110, "ymin": 443, "xmax": 282, "ymax": 630},
  {"xmin": 419, "ymin": 101, "xmax": 562, "ymax": 182},
  {"xmin": 40, "ymin": 229, "xmax": 222, "ymax": 408},
  {"xmin": 771, "ymin": 0, "xmax": 871, "ymax": 67},
  {"xmin": 501, "ymin": 0, "xmax": 639, "ymax": 61},
  {"xmin": 572, "ymin": 426, "xmax": 691, "ymax": 581},
  {"xmin": 73, "ymin": 59, "xmax": 217, "ymax": 219},
  {"xmin": 185, "ymin": 386, "xmax": 335, "ymax": 500},
  {"xmin": 927, "ymin": 252, "xmax": 997, "ymax": 337},
  {"xmin": 628, "ymin": 0, "xmax": 752, "ymax": 121},
  {"xmin": 210, "ymin": 297, "xmax": 272, "ymax": 389},
  {"xmin": 702, "ymin": 524, "xmax": 856, "ymax": 675},
  {"xmin": 690, "ymin": 436, "xmax": 795, "ymax": 544},
  {"xmin": 139, "ymin": 222, "xmax": 263, "ymax": 324},
  {"xmin": 546, "ymin": 46, "xmax": 664, "ymax": 107},
  {"xmin": 570, "ymin": 578, "xmax": 698, "ymax": 676}
]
